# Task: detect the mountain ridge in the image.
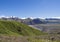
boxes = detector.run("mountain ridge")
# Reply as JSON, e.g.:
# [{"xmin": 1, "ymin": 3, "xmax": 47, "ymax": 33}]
[{"xmin": 1, "ymin": 16, "xmax": 60, "ymax": 25}]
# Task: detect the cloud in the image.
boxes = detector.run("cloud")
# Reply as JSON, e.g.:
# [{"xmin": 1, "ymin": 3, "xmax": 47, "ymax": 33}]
[
  {"xmin": 0, "ymin": 15, "xmax": 6, "ymax": 18},
  {"xmin": 51, "ymin": 17, "xmax": 60, "ymax": 19},
  {"xmin": 0, "ymin": 15, "xmax": 10, "ymax": 18}
]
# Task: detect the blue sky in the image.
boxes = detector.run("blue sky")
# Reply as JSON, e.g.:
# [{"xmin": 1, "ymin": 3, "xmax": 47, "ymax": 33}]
[{"xmin": 0, "ymin": 0, "xmax": 60, "ymax": 18}]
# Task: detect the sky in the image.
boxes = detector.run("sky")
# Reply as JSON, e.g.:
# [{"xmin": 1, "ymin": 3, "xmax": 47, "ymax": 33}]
[{"xmin": 0, "ymin": 0, "xmax": 60, "ymax": 18}]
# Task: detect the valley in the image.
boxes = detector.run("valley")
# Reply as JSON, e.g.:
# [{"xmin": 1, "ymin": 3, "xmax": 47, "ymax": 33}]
[{"xmin": 29, "ymin": 24, "xmax": 60, "ymax": 34}]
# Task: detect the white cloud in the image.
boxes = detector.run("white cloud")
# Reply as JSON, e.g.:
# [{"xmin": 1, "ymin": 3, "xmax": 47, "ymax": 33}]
[
  {"xmin": 48, "ymin": 17, "xmax": 60, "ymax": 19},
  {"xmin": 1, "ymin": 15, "xmax": 5, "ymax": 17},
  {"xmin": 0, "ymin": 15, "xmax": 9, "ymax": 18},
  {"xmin": 41, "ymin": 17, "xmax": 60, "ymax": 19}
]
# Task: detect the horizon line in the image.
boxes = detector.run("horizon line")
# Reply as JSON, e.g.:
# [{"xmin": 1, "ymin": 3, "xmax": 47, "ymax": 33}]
[{"xmin": 0, "ymin": 15, "xmax": 60, "ymax": 19}]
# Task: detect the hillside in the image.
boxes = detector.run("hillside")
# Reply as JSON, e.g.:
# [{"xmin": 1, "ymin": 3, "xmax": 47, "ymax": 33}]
[{"xmin": 0, "ymin": 20, "xmax": 46, "ymax": 36}]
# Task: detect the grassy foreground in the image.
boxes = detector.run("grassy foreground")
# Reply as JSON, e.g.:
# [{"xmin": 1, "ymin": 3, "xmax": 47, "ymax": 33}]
[
  {"xmin": 0, "ymin": 20, "xmax": 46, "ymax": 36},
  {"xmin": 0, "ymin": 20, "xmax": 59, "ymax": 42},
  {"xmin": 0, "ymin": 35, "xmax": 60, "ymax": 42}
]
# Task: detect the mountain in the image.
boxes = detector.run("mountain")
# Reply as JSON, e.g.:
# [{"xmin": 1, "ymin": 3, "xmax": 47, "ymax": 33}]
[
  {"xmin": 0, "ymin": 20, "xmax": 46, "ymax": 36},
  {"xmin": 22, "ymin": 18, "xmax": 60, "ymax": 24},
  {"xmin": 1, "ymin": 16, "xmax": 60, "ymax": 25},
  {"xmin": 45, "ymin": 18, "xmax": 60, "ymax": 24},
  {"xmin": 0, "ymin": 17, "xmax": 45, "ymax": 25}
]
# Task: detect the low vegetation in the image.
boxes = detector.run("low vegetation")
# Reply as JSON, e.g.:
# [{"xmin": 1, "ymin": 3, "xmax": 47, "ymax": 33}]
[
  {"xmin": 0, "ymin": 35, "xmax": 60, "ymax": 42},
  {"xmin": 0, "ymin": 20, "xmax": 46, "ymax": 36},
  {"xmin": 0, "ymin": 20, "xmax": 60, "ymax": 42}
]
